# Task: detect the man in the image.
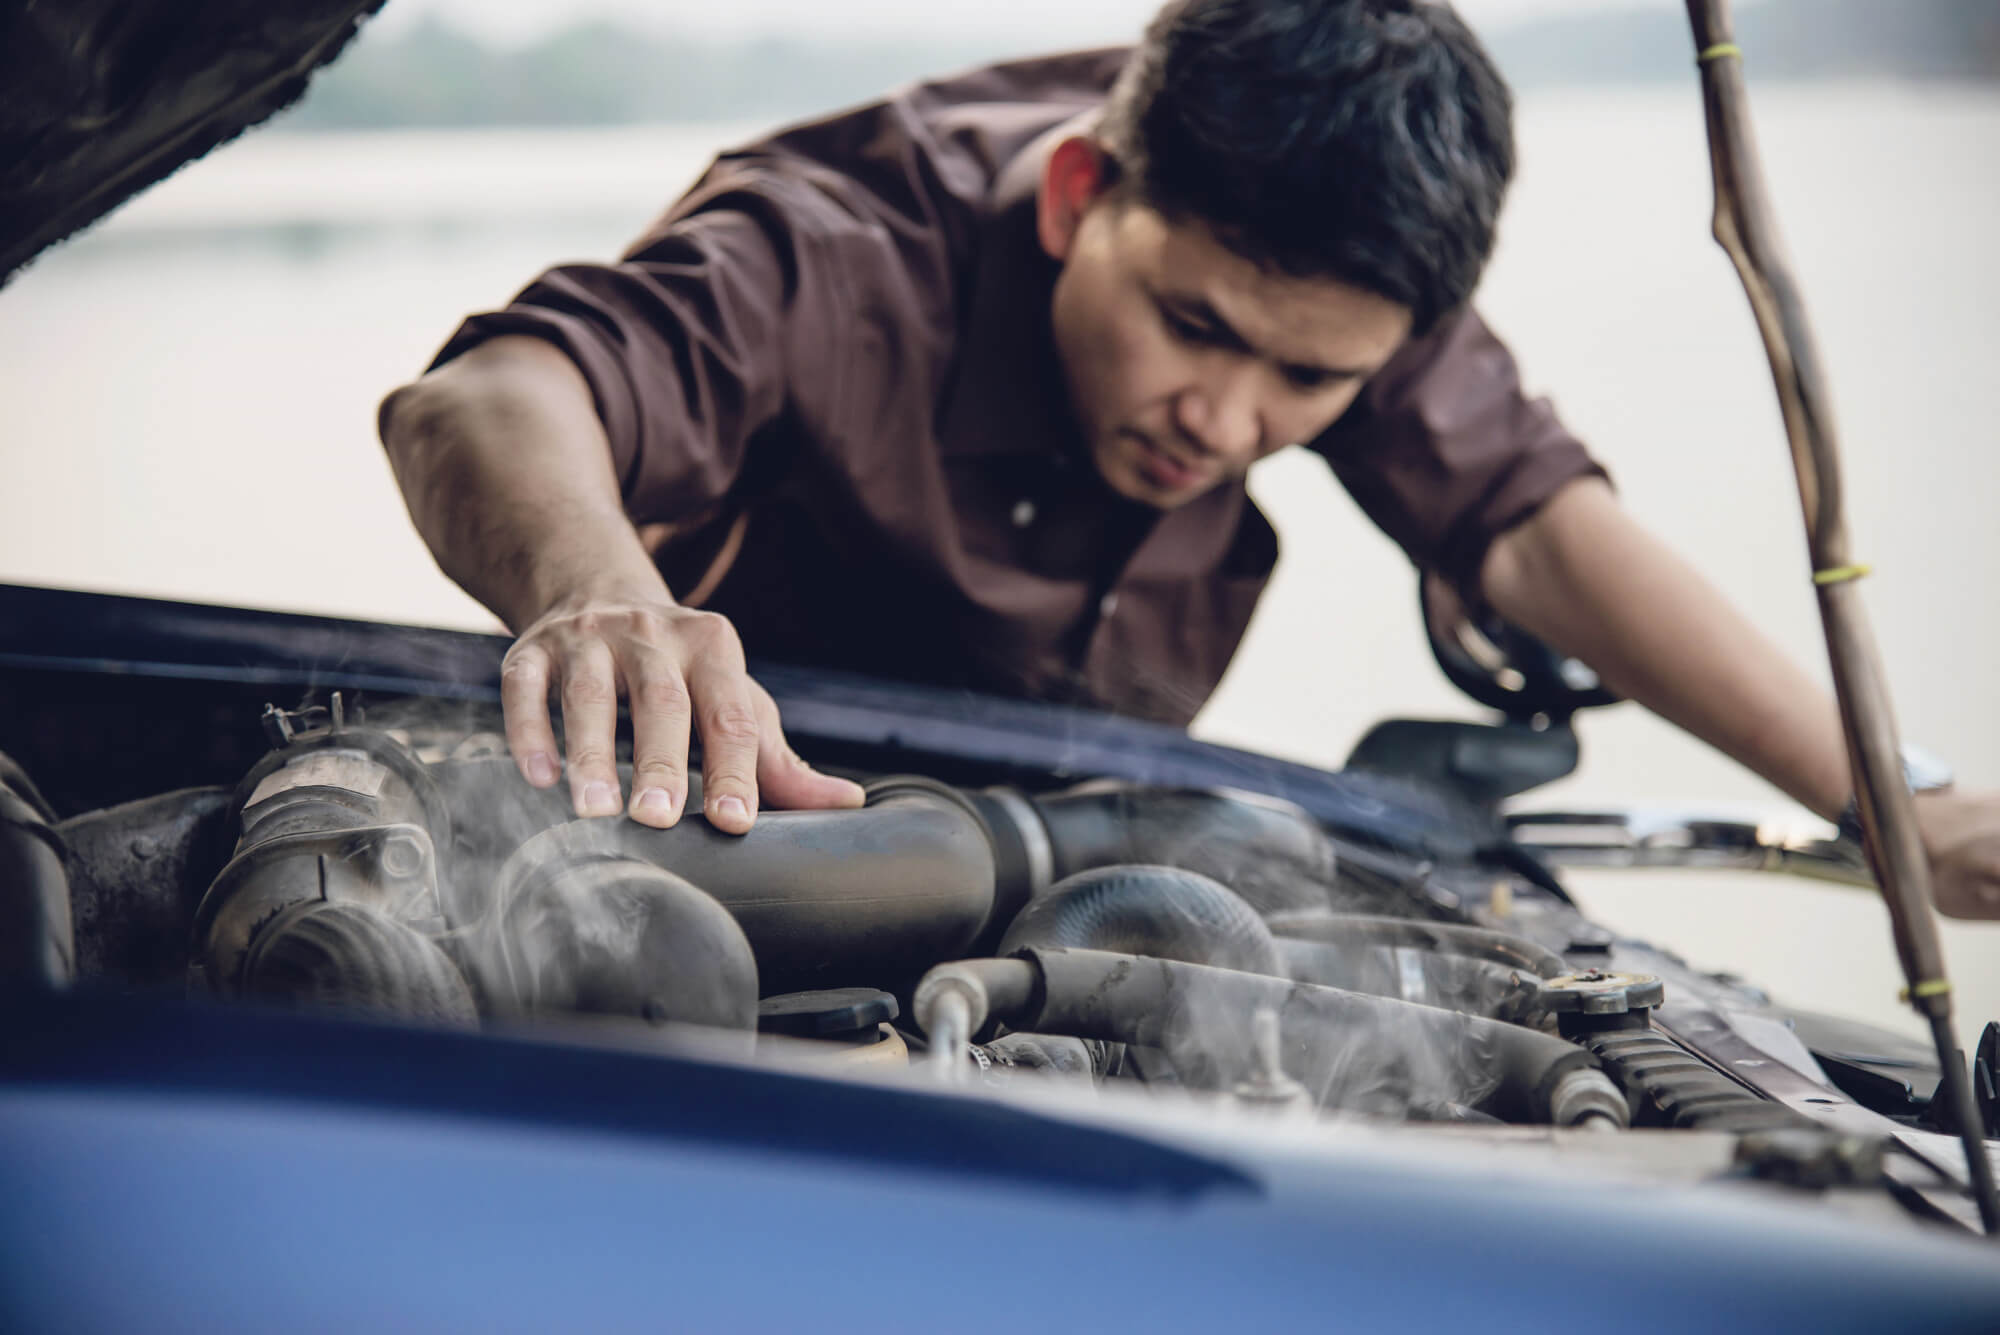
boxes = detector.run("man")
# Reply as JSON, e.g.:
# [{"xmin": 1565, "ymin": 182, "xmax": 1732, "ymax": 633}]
[{"xmin": 379, "ymin": 0, "xmax": 2000, "ymax": 918}]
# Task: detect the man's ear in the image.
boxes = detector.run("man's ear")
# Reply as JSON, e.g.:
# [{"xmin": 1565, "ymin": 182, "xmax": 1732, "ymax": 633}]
[{"xmin": 1036, "ymin": 136, "xmax": 1114, "ymax": 262}]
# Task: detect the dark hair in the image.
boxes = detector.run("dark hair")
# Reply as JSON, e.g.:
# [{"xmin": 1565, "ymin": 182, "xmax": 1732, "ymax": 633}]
[{"xmin": 1101, "ymin": 0, "xmax": 1515, "ymax": 333}]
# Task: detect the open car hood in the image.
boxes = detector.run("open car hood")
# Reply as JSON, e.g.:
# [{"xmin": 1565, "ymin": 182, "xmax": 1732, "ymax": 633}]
[{"xmin": 0, "ymin": 0, "xmax": 385, "ymax": 284}]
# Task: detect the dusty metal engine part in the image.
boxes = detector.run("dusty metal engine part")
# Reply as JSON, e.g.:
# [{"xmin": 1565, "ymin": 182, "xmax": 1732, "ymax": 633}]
[
  {"xmin": 239, "ymin": 899, "xmax": 475, "ymax": 1026},
  {"xmin": 58, "ymin": 786, "xmax": 232, "ymax": 989},
  {"xmin": 186, "ymin": 702, "xmax": 471, "ymax": 1025}
]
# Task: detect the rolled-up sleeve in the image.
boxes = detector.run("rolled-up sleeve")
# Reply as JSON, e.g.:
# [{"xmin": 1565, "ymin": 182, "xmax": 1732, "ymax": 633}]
[
  {"xmin": 428, "ymin": 170, "xmax": 856, "ymax": 525},
  {"xmin": 1308, "ymin": 308, "xmax": 1607, "ymax": 598}
]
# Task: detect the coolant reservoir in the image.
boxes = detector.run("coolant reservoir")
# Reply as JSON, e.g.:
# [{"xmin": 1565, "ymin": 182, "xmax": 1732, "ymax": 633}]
[{"xmin": 757, "ymin": 988, "xmax": 909, "ymax": 1068}]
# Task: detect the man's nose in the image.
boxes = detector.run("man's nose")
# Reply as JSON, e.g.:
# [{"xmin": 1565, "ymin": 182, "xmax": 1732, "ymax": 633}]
[{"xmin": 1173, "ymin": 366, "xmax": 1263, "ymax": 461}]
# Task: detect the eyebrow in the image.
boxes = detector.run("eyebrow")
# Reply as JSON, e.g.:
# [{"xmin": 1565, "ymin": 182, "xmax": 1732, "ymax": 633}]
[{"xmin": 1157, "ymin": 293, "xmax": 1374, "ymax": 383}]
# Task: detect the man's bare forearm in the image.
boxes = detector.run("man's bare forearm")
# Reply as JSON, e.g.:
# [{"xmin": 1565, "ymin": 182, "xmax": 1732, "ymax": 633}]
[
  {"xmin": 376, "ymin": 333, "xmax": 862, "ymax": 830},
  {"xmin": 1480, "ymin": 477, "xmax": 1852, "ymax": 819},
  {"xmin": 378, "ymin": 335, "xmax": 667, "ymax": 632}
]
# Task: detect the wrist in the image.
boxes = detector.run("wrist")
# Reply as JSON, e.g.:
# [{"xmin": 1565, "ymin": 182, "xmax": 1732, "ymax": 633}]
[{"xmin": 520, "ymin": 566, "xmax": 675, "ymax": 629}]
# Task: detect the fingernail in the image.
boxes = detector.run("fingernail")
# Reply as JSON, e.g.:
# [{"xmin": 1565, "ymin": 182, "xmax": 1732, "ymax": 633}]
[
  {"xmin": 524, "ymin": 753, "xmax": 557, "ymax": 786},
  {"xmin": 581, "ymin": 781, "xmax": 619, "ymax": 817},
  {"xmin": 632, "ymin": 787, "xmax": 676, "ymax": 822},
  {"xmin": 712, "ymin": 795, "xmax": 749, "ymax": 825}
]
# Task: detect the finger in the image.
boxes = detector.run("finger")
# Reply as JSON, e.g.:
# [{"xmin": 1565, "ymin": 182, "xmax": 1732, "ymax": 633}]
[
  {"xmin": 688, "ymin": 658, "xmax": 762, "ymax": 836},
  {"xmin": 558, "ymin": 639, "xmax": 623, "ymax": 819},
  {"xmin": 753, "ymin": 685, "xmax": 865, "ymax": 812},
  {"xmin": 626, "ymin": 648, "xmax": 692, "ymax": 828},
  {"xmin": 500, "ymin": 644, "xmax": 560, "ymax": 788}
]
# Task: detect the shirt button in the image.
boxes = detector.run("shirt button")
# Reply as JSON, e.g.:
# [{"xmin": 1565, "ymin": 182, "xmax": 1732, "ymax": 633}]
[
  {"xmin": 1011, "ymin": 499, "xmax": 1036, "ymax": 528},
  {"xmin": 1099, "ymin": 592, "xmax": 1120, "ymax": 618}
]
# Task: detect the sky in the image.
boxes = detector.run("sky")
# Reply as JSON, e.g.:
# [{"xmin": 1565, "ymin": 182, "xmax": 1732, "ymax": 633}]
[{"xmin": 378, "ymin": 0, "xmax": 1693, "ymax": 46}]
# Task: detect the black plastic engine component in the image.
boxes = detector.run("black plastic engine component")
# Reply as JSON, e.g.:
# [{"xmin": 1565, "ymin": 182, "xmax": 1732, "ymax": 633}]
[
  {"xmin": 758, "ymin": 989, "xmax": 899, "ymax": 1042},
  {"xmin": 997, "ymin": 865, "xmax": 1284, "ymax": 977},
  {"xmin": 1346, "ymin": 718, "xmax": 1582, "ymax": 808},
  {"xmin": 0, "ymin": 749, "xmax": 72, "ymax": 987},
  {"xmin": 1578, "ymin": 1028, "xmax": 1810, "ymax": 1135},
  {"xmin": 1538, "ymin": 969, "xmax": 1667, "ymax": 1038}
]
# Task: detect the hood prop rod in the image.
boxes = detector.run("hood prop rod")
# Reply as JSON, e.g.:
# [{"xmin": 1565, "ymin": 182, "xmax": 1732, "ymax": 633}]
[{"xmin": 1684, "ymin": 0, "xmax": 1997, "ymax": 1233}]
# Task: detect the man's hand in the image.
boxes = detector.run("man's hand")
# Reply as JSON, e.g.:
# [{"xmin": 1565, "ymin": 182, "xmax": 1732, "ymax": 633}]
[
  {"xmin": 378, "ymin": 337, "xmax": 862, "ymax": 835},
  {"xmin": 502, "ymin": 590, "xmax": 863, "ymax": 833},
  {"xmin": 1915, "ymin": 790, "xmax": 2000, "ymax": 921}
]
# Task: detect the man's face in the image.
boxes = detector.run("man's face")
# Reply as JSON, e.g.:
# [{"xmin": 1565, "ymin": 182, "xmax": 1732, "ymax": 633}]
[{"xmin": 1042, "ymin": 144, "xmax": 1413, "ymax": 509}]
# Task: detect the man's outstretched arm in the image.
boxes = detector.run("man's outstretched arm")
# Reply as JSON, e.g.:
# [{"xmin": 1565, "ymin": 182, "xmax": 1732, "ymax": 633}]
[
  {"xmin": 377, "ymin": 334, "xmax": 862, "ymax": 832},
  {"xmin": 1481, "ymin": 476, "xmax": 2000, "ymax": 920}
]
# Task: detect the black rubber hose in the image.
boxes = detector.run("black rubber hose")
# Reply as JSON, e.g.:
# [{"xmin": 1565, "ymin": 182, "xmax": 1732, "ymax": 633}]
[
  {"xmin": 240, "ymin": 900, "xmax": 477, "ymax": 1028},
  {"xmin": 1023, "ymin": 785, "xmax": 1338, "ymax": 918},
  {"xmin": 1269, "ymin": 914, "xmax": 1569, "ymax": 980},
  {"xmin": 478, "ymin": 848, "xmax": 757, "ymax": 1037},
  {"xmin": 1276, "ymin": 938, "xmax": 1543, "ymax": 1026},
  {"xmin": 0, "ymin": 750, "xmax": 73, "ymax": 987},
  {"xmin": 998, "ymin": 865, "xmax": 1284, "ymax": 977},
  {"xmin": 991, "ymin": 947, "xmax": 1601, "ymax": 1124},
  {"xmin": 562, "ymin": 777, "xmax": 996, "ymax": 994}
]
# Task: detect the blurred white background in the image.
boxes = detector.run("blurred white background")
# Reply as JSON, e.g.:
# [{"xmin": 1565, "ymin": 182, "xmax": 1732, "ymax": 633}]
[{"xmin": 1, "ymin": 0, "xmax": 1994, "ymax": 1039}]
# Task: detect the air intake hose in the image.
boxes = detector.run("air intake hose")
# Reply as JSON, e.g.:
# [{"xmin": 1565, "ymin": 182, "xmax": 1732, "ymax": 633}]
[
  {"xmin": 547, "ymin": 777, "xmax": 996, "ymax": 993},
  {"xmin": 1010, "ymin": 784, "xmax": 1339, "ymax": 919},
  {"xmin": 998, "ymin": 865, "xmax": 1284, "ymax": 977},
  {"xmin": 1270, "ymin": 914, "xmax": 1569, "ymax": 980}
]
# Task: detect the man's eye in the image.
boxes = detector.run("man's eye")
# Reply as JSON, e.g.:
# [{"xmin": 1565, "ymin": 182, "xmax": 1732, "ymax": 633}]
[
  {"xmin": 1283, "ymin": 366, "xmax": 1335, "ymax": 393},
  {"xmin": 1163, "ymin": 310, "xmax": 1216, "ymax": 344}
]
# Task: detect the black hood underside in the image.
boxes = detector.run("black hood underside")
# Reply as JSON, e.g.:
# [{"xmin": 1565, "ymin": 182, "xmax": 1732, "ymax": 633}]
[{"xmin": 0, "ymin": 0, "xmax": 386, "ymax": 285}]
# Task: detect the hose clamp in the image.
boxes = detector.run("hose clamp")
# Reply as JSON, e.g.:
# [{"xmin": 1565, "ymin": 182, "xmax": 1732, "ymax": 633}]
[{"xmin": 981, "ymin": 785, "xmax": 1054, "ymax": 897}]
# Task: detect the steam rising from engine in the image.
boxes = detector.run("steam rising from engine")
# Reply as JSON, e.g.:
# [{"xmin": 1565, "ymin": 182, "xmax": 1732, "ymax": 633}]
[{"xmin": 63, "ymin": 693, "xmax": 1628, "ymax": 1130}]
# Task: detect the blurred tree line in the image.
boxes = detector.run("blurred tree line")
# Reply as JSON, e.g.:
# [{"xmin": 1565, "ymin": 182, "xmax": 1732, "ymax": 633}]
[
  {"xmin": 281, "ymin": 0, "xmax": 1999, "ymax": 131},
  {"xmin": 280, "ymin": 20, "xmax": 997, "ymax": 128}
]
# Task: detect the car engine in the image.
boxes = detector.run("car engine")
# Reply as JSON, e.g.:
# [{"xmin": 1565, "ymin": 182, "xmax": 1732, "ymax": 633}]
[{"xmin": 11, "ymin": 685, "xmax": 1936, "ymax": 1161}]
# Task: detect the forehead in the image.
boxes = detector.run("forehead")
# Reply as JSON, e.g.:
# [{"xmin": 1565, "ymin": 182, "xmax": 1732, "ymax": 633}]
[{"xmin": 1111, "ymin": 200, "xmax": 1412, "ymax": 365}]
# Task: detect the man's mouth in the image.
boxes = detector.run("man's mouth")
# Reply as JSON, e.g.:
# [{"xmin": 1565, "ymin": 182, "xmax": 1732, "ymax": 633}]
[{"xmin": 1126, "ymin": 431, "xmax": 1208, "ymax": 493}]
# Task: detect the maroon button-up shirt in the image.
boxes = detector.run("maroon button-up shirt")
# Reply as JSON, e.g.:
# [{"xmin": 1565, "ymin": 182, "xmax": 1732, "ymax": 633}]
[{"xmin": 433, "ymin": 48, "xmax": 1604, "ymax": 727}]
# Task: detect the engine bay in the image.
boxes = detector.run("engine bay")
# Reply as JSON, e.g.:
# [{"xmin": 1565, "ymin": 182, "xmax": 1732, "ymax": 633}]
[
  {"xmin": 1, "ymin": 583, "xmax": 1993, "ymax": 1244},
  {"xmin": 6, "ymin": 682, "xmax": 1985, "ymax": 1227}
]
